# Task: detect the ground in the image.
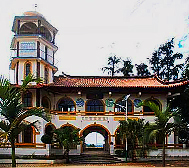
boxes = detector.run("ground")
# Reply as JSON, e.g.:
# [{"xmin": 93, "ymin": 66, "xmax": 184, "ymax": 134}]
[{"xmin": 1, "ymin": 160, "xmax": 189, "ymax": 167}]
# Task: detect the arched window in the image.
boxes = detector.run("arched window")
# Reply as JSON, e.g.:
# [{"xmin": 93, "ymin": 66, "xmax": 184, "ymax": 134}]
[
  {"xmin": 44, "ymin": 67, "xmax": 49, "ymax": 84},
  {"xmin": 42, "ymin": 97, "xmax": 51, "ymax": 109},
  {"xmin": 23, "ymin": 91, "xmax": 32, "ymax": 107},
  {"xmin": 38, "ymin": 26, "xmax": 52, "ymax": 42},
  {"xmin": 86, "ymin": 99, "xmax": 104, "ymax": 112},
  {"xmin": 25, "ymin": 62, "xmax": 31, "ymax": 77},
  {"xmin": 20, "ymin": 22, "xmax": 37, "ymax": 35},
  {"xmin": 57, "ymin": 97, "xmax": 75, "ymax": 112},
  {"xmin": 115, "ymin": 98, "xmax": 133, "ymax": 112},
  {"xmin": 143, "ymin": 99, "xmax": 161, "ymax": 112},
  {"xmin": 23, "ymin": 125, "xmax": 33, "ymax": 143}
]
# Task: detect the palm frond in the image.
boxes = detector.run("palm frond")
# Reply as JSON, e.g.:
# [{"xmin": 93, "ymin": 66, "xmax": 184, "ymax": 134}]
[
  {"xmin": 0, "ymin": 121, "xmax": 9, "ymax": 132},
  {"xmin": 142, "ymin": 101, "xmax": 161, "ymax": 117}
]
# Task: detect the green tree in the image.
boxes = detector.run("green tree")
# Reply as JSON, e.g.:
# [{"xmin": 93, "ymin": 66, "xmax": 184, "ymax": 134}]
[
  {"xmin": 141, "ymin": 100, "xmax": 181, "ymax": 167},
  {"xmin": 0, "ymin": 74, "xmax": 50, "ymax": 167},
  {"xmin": 149, "ymin": 50, "xmax": 162, "ymax": 77},
  {"xmin": 149, "ymin": 38, "xmax": 183, "ymax": 81},
  {"xmin": 182, "ymin": 63, "xmax": 189, "ymax": 79},
  {"xmin": 182, "ymin": 57, "xmax": 189, "ymax": 79},
  {"xmin": 53, "ymin": 126, "xmax": 81, "ymax": 163},
  {"xmin": 169, "ymin": 87, "xmax": 189, "ymax": 142},
  {"xmin": 102, "ymin": 54, "xmax": 121, "ymax": 76},
  {"xmin": 119, "ymin": 119, "xmax": 147, "ymax": 161},
  {"xmin": 135, "ymin": 63, "xmax": 151, "ymax": 76},
  {"xmin": 120, "ymin": 59, "xmax": 134, "ymax": 77}
]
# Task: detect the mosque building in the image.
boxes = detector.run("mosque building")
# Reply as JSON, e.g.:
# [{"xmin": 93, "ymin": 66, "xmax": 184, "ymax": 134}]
[{"xmin": 0, "ymin": 11, "xmax": 188, "ymax": 156}]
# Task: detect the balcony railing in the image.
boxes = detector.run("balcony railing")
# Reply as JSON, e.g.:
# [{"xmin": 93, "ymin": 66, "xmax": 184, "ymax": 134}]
[
  {"xmin": 0, "ymin": 142, "xmax": 46, "ymax": 148},
  {"xmin": 50, "ymin": 110, "xmax": 153, "ymax": 116},
  {"xmin": 10, "ymin": 49, "xmax": 58, "ymax": 66},
  {"xmin": 114, "ymin": 143, "xmax": 186, "ymax": 149}
]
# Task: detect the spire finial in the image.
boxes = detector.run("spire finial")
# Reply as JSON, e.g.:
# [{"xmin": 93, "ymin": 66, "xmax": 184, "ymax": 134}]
[{"xmin": 34, "ymin": 4, "xmax": 37, "ymax": 11}]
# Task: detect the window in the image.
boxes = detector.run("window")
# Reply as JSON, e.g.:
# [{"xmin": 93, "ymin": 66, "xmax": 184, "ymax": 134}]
[
  {"xmin": 42, "ymin": 97, "xmax": 50, "ymax": 109},
  {"xmin": 38, "ymin": 26, "xmax": 52, "ymax": 42},
  {"xmin": 143, "ymin": 99, "xmax": 161, "ymax": 112},
  {"xmin": 37, "ymin": 62, "xmax": 40, "ymax": 78},
  {"xmin": 25, "ymin": 62, "xmax": 31, "ymax": 77},
  {"xmin": 23, "ymin": 91, "xmax": 32, "ymax": 107},
  {"xmin": 23, "ymin": 125, "xmax": 33, "ymax": 143},
  {"xmin": 20, "ymin": 22, "xmax": 37, "ymax": 35},
  {"xmin": 44, "ymin": 67, "xmax": 49, "ymax": 84},
  {"xmin": 45, "ymin": 46, "xmax": 48, "ymax": 60},
  {"xmin": 115, "ymin": 98, "xmax": 133, "ymax": 112},
  {"xmin": 57, "ymin": 97, "xmax": 75, "ymax": 112},
  {"xmin": 86, "ymin": 99, "xmax": 104, "ymax": 112}
]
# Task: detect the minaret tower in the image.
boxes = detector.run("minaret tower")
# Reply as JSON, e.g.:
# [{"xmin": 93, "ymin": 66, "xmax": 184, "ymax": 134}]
[{"xmin": 10, "ymin": 11, "xmax": 58, "ymax": 85}]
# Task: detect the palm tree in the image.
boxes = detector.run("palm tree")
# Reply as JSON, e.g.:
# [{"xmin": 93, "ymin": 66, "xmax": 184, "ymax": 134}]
[
  {"xmin": 120, "ymin": 59, "xmax": 134, "ymax": 77},
  {"xmin": 102, "ymin": 54, "xmax": 121, "ymax": 76},
  {"xmin": 141, "ymin": 100, "xmax": 181, "ymax": 167},
  {"xmin": 0, "ymin": 74, "xmax": 50, "ymax": 167},
  {"xmin": 53, "ymin": 126, "xmax": 82, "ymax": 163},
  {"xmin": 119, "ymin": 119, "xmax": 147, "ymax": 161}
]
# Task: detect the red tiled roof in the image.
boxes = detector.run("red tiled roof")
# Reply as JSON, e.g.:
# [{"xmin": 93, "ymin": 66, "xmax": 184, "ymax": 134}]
[{"xmin": 48, "ymin": 75, "xmax": 189, "ymax": 88}]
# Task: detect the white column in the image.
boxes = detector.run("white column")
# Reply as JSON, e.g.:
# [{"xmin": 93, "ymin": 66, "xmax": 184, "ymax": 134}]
[
  {"xmin": 168, "ymin": 132, "xmax": 174, "ymax": 147},
  {"xmin": 77, "ymin": 145, "xmax": 81, "ymax": 155},
  {"xmin": 110, "ymin": 136, "xmax": 115, "ymax": 155},
  {"xmin": 46, "ymin": 144, "xmax": 51, "ymax": 156}
]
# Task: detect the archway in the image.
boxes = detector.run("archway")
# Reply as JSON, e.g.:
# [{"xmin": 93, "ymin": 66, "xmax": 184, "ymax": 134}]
[
  {"xmin": 80, "ymin": 124, "xmax": 111, "ymax": 153},
  {"xmin": 20, "ymin": 22, "xmax": 37, "ymax": 35}
]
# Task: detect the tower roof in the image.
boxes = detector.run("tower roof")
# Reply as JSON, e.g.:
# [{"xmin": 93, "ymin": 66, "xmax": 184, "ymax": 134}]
[
  {"xmin": 23, "ymin": 11, "xmax": 45, "ymax": 19},
  {"xmin": 12, "ymin": 11, "xmax": 58, "ymax": 35}
]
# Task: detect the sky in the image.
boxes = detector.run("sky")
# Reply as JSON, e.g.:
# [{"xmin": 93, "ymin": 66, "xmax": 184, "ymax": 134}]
[
  {"xmin": 85, "ymin": 132, "xmax": 104, "ymax": 145},
  {"xmin": 1, "ymin": 0, "xmax": 189, "ymax": 79}
]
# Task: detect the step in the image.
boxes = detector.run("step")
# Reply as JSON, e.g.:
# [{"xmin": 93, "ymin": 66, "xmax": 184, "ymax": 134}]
[
  {"xmin": 72, "ymin": 161, "xmax": 122, "ymax": 164},
  {"xmin": 71, "ymin": 154, "xmax": 123, "ymax": 164}
]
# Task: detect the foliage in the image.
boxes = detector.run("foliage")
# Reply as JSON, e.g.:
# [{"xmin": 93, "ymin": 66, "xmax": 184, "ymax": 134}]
[
  {"xmin": 169, "ymin": 87, "xmax": 189, "ymax": 142},
  {"xmin": 0, "ymin": 74, "xmax": 50, "ymax": 167},
  {"xmin": 53, "ymin": 126, "xmax": 81, "ymax": 163},
  {"xmin": 102, "ymin": 54, "xmax": 121, "ymax": 76},
  {"xmin": 170, "ymin": 88, "xmax": 189, "ymax": 124},
  {"xmin": 149, "ymin": 38, "xmax": 183, "ymax": 81},
  {"xmin": 41, "ymin": 134, "xmax": 52, "ymax": 144},
  {"xmin": 119, "ymin": 119, "xmax": 147, "ymax": 161},
  {"xmin": 120, "ymin": 59, "xmax": 134, "ymax": 77},
  {"xmin": 135, "ymin": 63, "xmax": 151, "ymax": 76},
  {"xmin": 182, "ymin": 57, "xmax": 189, "ymax": 79},
  {"xmin": 149, "ymin": 50, "xmax": 161, "ymax": 77},
  {"xmin": 141, "ymin": 100, "xmax": 182, "ymax": 167}
]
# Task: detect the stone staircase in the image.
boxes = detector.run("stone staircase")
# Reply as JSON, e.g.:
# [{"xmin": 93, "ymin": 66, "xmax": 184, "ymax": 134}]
[{"xmin": 71, "ymin": 153, "xmax": 123, "ymax": 164}]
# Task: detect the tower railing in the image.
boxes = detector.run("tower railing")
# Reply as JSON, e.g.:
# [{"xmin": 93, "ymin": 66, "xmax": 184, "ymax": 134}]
[{"xmin": 10, "ymin": 48, "xmax": 58, "ymax": 66}]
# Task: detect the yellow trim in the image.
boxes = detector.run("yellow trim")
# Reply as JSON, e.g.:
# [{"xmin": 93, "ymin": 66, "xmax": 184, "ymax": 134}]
[
  {"xmin": 59, "ymin": 116, "xmax": 76, "ymax": 120},
  {"xmin": 114, "ymin": 117, "xmax": 139, "ymax": 121}
]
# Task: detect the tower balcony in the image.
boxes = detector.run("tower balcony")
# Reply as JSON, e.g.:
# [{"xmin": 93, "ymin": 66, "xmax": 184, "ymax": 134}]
[{"xmin": 10, "ymin": 48, "xmax": 58, "ymax": 66}]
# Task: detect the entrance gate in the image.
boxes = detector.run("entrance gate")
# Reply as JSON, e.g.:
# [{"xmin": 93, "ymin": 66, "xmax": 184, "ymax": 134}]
[{"xmin": 80, "ymin": 124, "xmax": 111, "ymax": 154}]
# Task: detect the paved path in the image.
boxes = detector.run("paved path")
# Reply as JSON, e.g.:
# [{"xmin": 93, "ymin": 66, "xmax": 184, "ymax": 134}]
[
  {"xmin": 0, "ymin": 159, "xmax": 54, "ymax": 164},
  {"xmin": 6, "ymin": 166, "xmax": 185, "ymax": 168}
]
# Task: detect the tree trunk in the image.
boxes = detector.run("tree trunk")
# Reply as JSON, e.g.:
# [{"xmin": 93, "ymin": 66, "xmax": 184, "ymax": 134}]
[
  {"xmin": 11, "ymin": 139, "xmax": 16, "ymax": 167},
  {"xmin": 162, "ymin": 138, "xmax": 165, "ymax": 167},
  {"xmin": 64, "ymin": 148, "xmax": 70, "ymax": 163},
  {"xmin": 112, "ymin": 64, "xmax": 115, "ymax": 77}
]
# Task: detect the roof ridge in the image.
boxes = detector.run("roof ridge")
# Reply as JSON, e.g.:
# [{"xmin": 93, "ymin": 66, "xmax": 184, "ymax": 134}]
[{"xmin": 55, "ymin": 75, "xmax": 155, "ymax": 79}]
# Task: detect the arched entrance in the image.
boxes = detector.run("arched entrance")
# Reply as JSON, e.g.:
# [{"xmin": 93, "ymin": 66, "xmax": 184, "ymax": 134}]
[{"xmin": 80, "ymin": 124, "xmax": 111, "ymax": 153}]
